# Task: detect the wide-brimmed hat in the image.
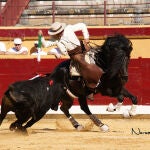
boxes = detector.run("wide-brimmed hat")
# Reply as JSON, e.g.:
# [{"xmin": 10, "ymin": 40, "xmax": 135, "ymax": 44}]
[
  {"xmin": 14, "ymin": 38, "xmax": 22, "ymax": 44},
  {"xmin": 48, "ymin": 22, "xmax": 66, "ymax": 36}
]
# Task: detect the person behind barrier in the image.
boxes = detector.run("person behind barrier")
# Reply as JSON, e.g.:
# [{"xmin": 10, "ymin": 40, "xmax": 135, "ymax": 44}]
[
  {"xmin": 6, "ymin": 38, "xmax": 28, "ymax": 55},
  {"xmin": 0, "ymin": 42, "xmax": 6, "ymax": 54}
]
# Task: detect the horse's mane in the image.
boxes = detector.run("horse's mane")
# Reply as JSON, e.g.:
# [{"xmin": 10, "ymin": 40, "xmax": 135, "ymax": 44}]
[
  {"xmin": 94, "ymin": 34, "xmax": 133, "ymax": 78},
  {"xmin": 101, "ymin": 34, "xmax": 132, "ymax": 57}
]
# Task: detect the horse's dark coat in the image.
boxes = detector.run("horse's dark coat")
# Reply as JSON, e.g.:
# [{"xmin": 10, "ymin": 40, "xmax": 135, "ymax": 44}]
[{"xmin": 51, "ymin": 34, "xmax": 137, "ymax": 129}]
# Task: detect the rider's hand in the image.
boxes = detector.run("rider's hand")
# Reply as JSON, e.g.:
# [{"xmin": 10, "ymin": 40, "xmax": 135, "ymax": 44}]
[
  {"xmin": 84, "ymin": 39, "xmax": 90, "ymax": 45},
  {"xmin": 38, "ymin": 30, "xmax": 43, "ymax": 36},
  {"xmin": 83, "ymin": 39, "xmax": 90, "ymax": 51}
]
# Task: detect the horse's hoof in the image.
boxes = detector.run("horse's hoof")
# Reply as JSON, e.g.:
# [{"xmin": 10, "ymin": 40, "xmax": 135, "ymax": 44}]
[
  {"xmin": 129, "ymin": 110, "xmax": 137, "ymax": 116},
  {"xmin": 123, "ymin": 109, "xmax": 131, "ymax": 118},
  {"xmin": 106, "ymin": 103, "xmax": 116, "ymax": 112},
  {"xmin": 100, "ymin": 124, "xmax": 109, "ymax": 132},
  {"xmin": 76, "ymin": 125, "xmax": 84, "ymax": 131},
  {"xmin": 74, "ymin": 124, "xmax": 84, "ymax": 131}
]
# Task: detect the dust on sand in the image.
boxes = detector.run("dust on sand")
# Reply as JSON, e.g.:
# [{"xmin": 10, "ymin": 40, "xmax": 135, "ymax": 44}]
[{"xmin": 0, "ymin": 118, "xmax": 150, "ymax": 150}]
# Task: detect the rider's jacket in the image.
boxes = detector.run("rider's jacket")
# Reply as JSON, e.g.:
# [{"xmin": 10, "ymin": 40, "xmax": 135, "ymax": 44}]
[{"xmin": 57, "ymin": 23, "xmax": 89, "ymax": 56}]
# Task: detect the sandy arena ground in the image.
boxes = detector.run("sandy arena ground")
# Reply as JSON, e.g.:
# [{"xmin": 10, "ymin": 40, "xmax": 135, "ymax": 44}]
[{"xmin": 0, "ymin": 117, "xmax": 150, "ymax": 150}]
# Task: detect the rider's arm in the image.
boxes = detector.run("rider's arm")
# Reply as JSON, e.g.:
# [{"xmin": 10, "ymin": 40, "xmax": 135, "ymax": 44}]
[
  {"xmin": 38, "ymin": 30, "xmax": 57, "ymax": 48},
  {"xmin": 41, "ymin": 37, "xmax": 57, "ymax": 48},
  {"xmin": 71, "ymin": 23, "xmax": 89, "ymax": 42}
]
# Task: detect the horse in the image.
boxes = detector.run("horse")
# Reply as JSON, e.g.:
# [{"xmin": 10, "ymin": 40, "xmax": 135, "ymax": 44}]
[{"xmin": 50, "ymin": 34, "xmax": 138, "ymax": 131}]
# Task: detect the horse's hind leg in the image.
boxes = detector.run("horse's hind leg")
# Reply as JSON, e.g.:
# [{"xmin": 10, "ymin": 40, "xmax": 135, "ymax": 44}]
[
  {"xmin": 60, "ymin": 96, "xmax": 84, "ymax": 130},
  {"xmin": 78, "ymin": 96, "xmax": 109, "ymax": 132}
]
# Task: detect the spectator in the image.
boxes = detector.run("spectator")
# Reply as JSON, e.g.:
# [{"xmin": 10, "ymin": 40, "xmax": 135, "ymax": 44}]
[
  {"xmin": 0, "ymin": 42, "xmax": 6, "ymax": 54},
  {"xmin": 30, "ymin": 41, "xmax": 47, "ymax": 55},
  {"xmin": 6, "ymin": 38, "xmax": 28, "ymax": 55}
]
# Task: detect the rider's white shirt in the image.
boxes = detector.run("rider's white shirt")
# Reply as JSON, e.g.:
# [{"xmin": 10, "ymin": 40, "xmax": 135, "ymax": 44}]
[
  {"xmin": 57, "ymin": 23, "xmax": 89, "ymax": 54},
  {"xmin": 41, "ymin": 23, "xmax": 89, "ymax": 56}
]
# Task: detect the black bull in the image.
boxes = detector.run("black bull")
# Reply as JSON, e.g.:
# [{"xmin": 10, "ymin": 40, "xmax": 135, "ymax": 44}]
[{"xmin": 0, "ymin": 69, "xmax": 67, "ymax": 133}]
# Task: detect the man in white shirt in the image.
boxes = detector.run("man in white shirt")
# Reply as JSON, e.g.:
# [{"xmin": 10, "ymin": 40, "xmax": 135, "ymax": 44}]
[
  {"xmin": 41, "ymin": 22, "xmax": 104, "ymax": 101},
  {"xmin": 47, "ymin": 22, "xmax": 103, "ymax": 89},
  {"xmin": 6, "ymin": 38, "xmax": 28, "ymax": 55},
  {"xmin": 0, "ymin": 42, "xmax": 6, "ymax": 54}
]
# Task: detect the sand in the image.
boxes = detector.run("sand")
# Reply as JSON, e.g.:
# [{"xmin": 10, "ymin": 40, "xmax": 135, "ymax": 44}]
[{"xmin": 0, "ymin": 118, "xmax": 150, "ymax": 150}]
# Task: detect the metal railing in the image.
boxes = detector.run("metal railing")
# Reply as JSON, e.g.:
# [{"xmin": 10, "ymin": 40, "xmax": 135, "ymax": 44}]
[{"xmin": 0, "ymin": 0, "xmax": 150, "ymax": 26}]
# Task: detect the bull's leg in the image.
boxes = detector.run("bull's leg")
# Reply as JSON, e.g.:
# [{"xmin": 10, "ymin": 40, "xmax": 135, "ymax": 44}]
[
  {"xmin": 9, "ymin": 120, "xmax": 20, "ymax": 131},
  {"xmin": 0, "ymin": 95, "xmax": 14, "ymax": 126},
  {"xmin": 9, "ymin": 111, "xmax": 31, "ymax": 134},
  {"xmin": 60, "ymin": 96, "xmax": 83, "ymax": 130},
  {"xmin": 9, "ymin": 120, "xmax": 28, "ymax": 135},
  {"xmin": 78, "ymin": 96, "xmax": 109, "ymax": 132},
  {"xmin": 23, "ymin": 111, "xmax": 46, "ymax": 129}
]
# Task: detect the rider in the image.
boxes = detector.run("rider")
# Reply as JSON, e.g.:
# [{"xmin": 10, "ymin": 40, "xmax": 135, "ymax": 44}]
[{"xmin": 40, "ymin": 22, "xmax": 104, "ymax": 98}]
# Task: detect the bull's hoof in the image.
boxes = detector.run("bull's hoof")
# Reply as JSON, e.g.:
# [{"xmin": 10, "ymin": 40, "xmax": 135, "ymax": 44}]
[
  {"xmin": 9, "ymin": 123, "xmax": 17, "ymax": 131},
  {"xmin": 15, "ymin": 127, "xmax": 28, "ymax": 136}
]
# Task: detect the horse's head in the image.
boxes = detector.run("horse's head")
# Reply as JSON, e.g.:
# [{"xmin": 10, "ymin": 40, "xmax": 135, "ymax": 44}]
[{"xmin": 94, "ymin": 34, "xmax": 132, "ymax": 82}]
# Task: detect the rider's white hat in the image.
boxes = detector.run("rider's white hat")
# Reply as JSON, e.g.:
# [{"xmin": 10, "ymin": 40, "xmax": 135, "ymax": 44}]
[
  {"xmin": 48, "ymin": 22, "xmax": 66, "ymax": 36},
  {"xmin": 14, "ymin": 38, "xmax": 22, "ymax": 44}
]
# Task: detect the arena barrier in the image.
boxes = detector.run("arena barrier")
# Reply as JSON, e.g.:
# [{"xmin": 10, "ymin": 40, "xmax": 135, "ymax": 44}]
[{"xmin": 0, "ymin": 26, "xmax": 149, "ymax": 115}]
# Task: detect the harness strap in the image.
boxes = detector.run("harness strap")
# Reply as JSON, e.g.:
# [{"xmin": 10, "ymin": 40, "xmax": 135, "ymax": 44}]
[{"xmin": 68, "ymin": 46, "xmax": 82, "ymax": 57}]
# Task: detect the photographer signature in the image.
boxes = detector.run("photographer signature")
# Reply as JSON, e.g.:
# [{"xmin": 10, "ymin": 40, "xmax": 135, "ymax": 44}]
[{"xmin": 131, "ymin": 128, "xmax": 150, "ymax": 135}]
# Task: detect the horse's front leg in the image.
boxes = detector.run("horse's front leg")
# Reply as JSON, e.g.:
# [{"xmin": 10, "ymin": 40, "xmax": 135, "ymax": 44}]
[
  {"xmin": 121, "ymin": 88, "xmax": 138, "ymax": 116},
  {"xmin": 107, "ymin": 93, "xmax": 124, "ymax": 112},
  {"xmin": 107, "ymin": 87, "xmax": 138, "ymax": 116},
  {"xmin": 60, "ymin": 95, "xmax": 84, "ymax": 130},
  {"xmin": 78, "ymin": 96, "xmax": 109, "ymax": 132}
]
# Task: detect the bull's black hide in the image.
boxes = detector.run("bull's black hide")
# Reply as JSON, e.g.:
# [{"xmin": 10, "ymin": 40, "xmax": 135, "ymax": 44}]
[{"xmin": 0, "ymin": 68, "xmax": 67, "ymax": 133}]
